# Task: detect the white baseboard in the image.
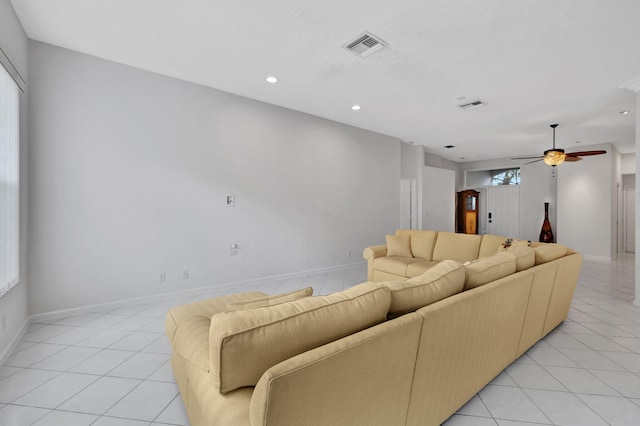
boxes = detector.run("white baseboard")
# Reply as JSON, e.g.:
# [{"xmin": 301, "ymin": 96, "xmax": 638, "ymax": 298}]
[
  {"xmin": 30, "ymin": 262, "xmax": 366, "ymax": 323},
  {"xmin": 583, "ymin": 255, "xmax": 612, "ymax": 263},
  {"xmin": 0, "ymin": 316, "xmax": 31, "ymax": 367}
]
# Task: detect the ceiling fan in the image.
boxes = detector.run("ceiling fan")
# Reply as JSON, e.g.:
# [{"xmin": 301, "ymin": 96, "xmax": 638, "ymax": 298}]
[{"xmin": 513, "ymin": 124, "xmax": 607, "ymax": 166}]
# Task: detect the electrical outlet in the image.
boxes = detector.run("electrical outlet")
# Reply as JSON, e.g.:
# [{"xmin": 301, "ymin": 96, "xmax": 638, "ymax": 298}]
[
  {"xmin": 183, "ymin": 270, "xmax": 190, "ymax": 280},
  {"xmin": 160, "ymin": 272, "xmax": 166, "ymax": 283}
]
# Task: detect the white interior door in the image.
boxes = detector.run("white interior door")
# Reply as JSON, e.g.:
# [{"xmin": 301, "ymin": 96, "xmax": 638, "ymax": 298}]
[
  {"xmin": 486, "ymin": 186, "xmax": 520, "ymax": 238},
  {"xmin": 624, "ymin": 185, "xmax": 635, "ymax": 253}
]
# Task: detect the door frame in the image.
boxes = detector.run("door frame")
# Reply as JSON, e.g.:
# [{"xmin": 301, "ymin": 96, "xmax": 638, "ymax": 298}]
[
  {"xmin": 623, "ymin": 184, "xmax": 635, "ymax": 253},
  {"xmin": 400, "ymin": 177, "xmax": 418, "ymax": 230}
]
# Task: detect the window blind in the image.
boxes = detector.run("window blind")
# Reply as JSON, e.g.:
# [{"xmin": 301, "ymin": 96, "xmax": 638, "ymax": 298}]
[{"xmin": 0, "ymin": 62, "xmax": 19, "ymax": 296}]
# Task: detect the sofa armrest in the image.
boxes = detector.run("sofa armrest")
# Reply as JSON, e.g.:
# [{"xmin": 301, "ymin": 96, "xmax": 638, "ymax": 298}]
[
  {"xmin": 362, "ymin": 244, "xmax": 387, "ymax": 260},
  {"xmin": 249, "ymin": 313, "xmax": 422, "ymax": 426},
  {"xmin": 363, "ymin": 244, "xmax": 387, "ymax": 281}
]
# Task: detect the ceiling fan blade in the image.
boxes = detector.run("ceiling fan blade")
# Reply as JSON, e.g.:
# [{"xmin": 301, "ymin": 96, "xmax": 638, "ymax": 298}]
[
  {"xmin": 563, "ymin": 156, "xmax": 582, "ymax": 162},
  {"xmin": 524, "ymin": 158, "xmax": 544, "ymax": 165},
  {"xmin": 565, "ymin": 150, "xmax": 607, "ymax": 157},
  {"xmin": 512, "ymin": 156, "xmax": 544, "ymax": 160}
]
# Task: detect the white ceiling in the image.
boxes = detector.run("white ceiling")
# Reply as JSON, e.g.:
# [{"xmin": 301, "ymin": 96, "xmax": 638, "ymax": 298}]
[{"xmin": 10, "ymin": 0, "xmax": 640, "ymax": 162}]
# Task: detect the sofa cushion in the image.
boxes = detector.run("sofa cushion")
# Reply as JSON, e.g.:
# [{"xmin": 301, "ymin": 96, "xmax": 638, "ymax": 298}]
[
  {"xmin": 226, "ymin": 287, "xmax": 313, "ymax": 311},
  {"xmin": 406, "ymin": 261, "xmax": 440, "ymax": 278},
  {"xmin": 209, "ymin": 282, "xmax": 391, "ymax": 393},
  {"xmin": 507, "ymin": 245, "xmax": 535, "ymax": 272},
  {"xmin": 396, "ymin": 230, "xmax": 437, "ymax": 260},
  {"xmin": 173, "ymin": 315, "xmax": 212, "ymax": 371},
  {"xmin": 533, "ymin": 243, "xmax": 568, "ymax": 265},
  {"xmin": 432, "ymin": 232, "xmax": 483, "ymax": 263},
  {"xmin": 166, "ymin": 291, "xmax": 267, "ymax": 339},
  {"xmin": 497, "ymin": 238, "xmax": 532, "ymax": 252},
  {"xmin": 464, "ymin": 252, "xmax": 517, "ymax": 290},
  {"xmin": 167, "ymin": 292, "xmax": 271, "ymax": 374},
  {"xmin": 382, "ymin": 260, "xmax": 465, "ymax": 316},
  {"xmin": 386, "ymin": 234, "xmax": 412, "ymax": 257},
  {"xmin": 373, "ymin": 256, "xmax": 425, "ymax": 276},
  {"xmin": 478, "ymin": 234, "xmax": 508, "ymax": 258}
]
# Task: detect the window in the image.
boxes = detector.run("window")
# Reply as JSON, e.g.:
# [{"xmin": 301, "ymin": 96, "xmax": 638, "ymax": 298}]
[
  {"xmin": 491, "ymin": 168, "xmax": 520, "ymax": 186},
  {"xmin": 0, "ymin": 62, "xmax": 19, "ymax": 296}
]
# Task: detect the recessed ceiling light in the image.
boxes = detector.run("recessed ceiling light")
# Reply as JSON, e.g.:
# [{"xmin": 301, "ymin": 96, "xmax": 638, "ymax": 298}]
[
  {"xmin": 444, "ymin": 145, "xmax": 455, "ymax": 149},
  {"xmin": 574, "ymin": 140, "xmax": 581, "ymax": 144},
  {"xmin": 352, "ymin": 105, "xmax": 361, "ymax": 111},
  {"xmin": 620, "ymin": 110, "xmax": 630, "ymax": 115},
  {"xmin": 266, "ymin": 76, "xmax": 278, "ymax": 84}
]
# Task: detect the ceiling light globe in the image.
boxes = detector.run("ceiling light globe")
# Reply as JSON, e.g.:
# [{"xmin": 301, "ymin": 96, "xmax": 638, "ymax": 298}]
[
  {"xmin": 266, "ymin": 76, "xmax": 278, "ymax": 83},
  {"xmin": 543, "ymin": 150, "xmax": 566, "ymax": 166},
  {"xmin": 352, "ymin": 105, "xmax": 361, "ymax": 111}
]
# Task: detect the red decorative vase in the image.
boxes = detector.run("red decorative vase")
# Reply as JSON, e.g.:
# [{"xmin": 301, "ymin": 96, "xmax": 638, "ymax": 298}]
[{"xmin": 539, "ymin": 202, "xmax": 555, "ymax": 243}]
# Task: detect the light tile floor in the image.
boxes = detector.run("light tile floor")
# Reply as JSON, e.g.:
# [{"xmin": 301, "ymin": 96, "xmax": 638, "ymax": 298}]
[{"xmin": 0, "ymin": 256, "xmax": 638, "ymax": 425}]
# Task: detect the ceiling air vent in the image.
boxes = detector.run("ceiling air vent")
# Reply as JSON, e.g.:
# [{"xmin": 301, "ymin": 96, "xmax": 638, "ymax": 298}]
[
  {"xmin": 458, "ymin": 100, "xmax": 486, "ymax": 111},
  {"xmin": 344, "ymin": 32, "xmax": 387, "ymax": 58}
]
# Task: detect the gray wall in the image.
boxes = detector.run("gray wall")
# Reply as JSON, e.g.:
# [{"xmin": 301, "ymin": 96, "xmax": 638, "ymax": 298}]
[
  {"xmin": 0, "ymin": 0, "xmax": 29, "ymax": 359},
  {"xmin": 27, "ymin": 41, "xmax": 402, "ymax": 314}
]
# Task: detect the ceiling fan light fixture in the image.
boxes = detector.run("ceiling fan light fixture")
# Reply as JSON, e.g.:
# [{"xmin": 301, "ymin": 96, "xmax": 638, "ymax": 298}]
[{"xmin": 543, "ymin": 149, "xmax": 566, "ymax": 166}]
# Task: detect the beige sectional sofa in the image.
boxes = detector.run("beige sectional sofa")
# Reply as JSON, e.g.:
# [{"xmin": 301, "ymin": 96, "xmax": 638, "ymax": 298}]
[{"xmin": 166, "ymin": 229, "xmax": 582, "ymax": 426}]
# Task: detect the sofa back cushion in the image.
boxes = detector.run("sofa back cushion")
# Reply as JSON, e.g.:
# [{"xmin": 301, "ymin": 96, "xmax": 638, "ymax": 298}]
[
  {"xmin": 382, "ymin": 260, "xmax": 465, "ymax": 316},
  {"xmin": 478, "ymin": 234, "xmax": 508, "ymax": 258},
  {"xmin": 464, "ymin": 252, "xmax": 517, "ymax": 290},
  {"xmin": 396, "ymin": 230, "xmax": 438, "ymax": 260},
  {"xmin": 226, "ymin": 287, "xmax": 313, "ymax": 311},
  {"xmin": 507, "ymin": 245, "xmax": 535, "ymax": 272},
  {"xmin": 386, "ymin": 234, "xmax": 413, "ymax": 257},
  {"xmin": 432, "ymin": 232, "xmax": 483, "ymax": 263},
  {"xmin": 533, "ymin": 243, "xmax": 568, "ymax": 265},
  {"xmin": 209, "ymin": 283, "xmax": 391, "ymax": 393}
]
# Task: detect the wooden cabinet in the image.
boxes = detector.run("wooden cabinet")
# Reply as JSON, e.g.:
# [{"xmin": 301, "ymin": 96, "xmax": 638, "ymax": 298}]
[{"xmin": 456, "ymin": 190, "xmax": 479, "ymax": 234}]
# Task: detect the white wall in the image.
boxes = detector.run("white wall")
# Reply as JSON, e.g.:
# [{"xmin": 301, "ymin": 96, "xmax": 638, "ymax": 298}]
[
  {"xmin": 422, "ymin": 166, "xmax": 455, "ymax": 231},
  {"xmin": 621, "ymin": 153, "xmax": 636, "ymax": 174},
  {"xmin": 0, "ymin": 0, "xmax": 29, "ymax": 361},
  {"xmin": 557, "ymin": 143, "xmax": 615, "ymax": 260},
  {"xmin": 424, "ymin": 153, "xmax": 462, "ymax": 190},
  {"xmin": 27, "ymin": 42, "xmax": 401, "ymax": 314}
]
